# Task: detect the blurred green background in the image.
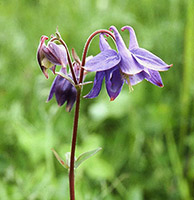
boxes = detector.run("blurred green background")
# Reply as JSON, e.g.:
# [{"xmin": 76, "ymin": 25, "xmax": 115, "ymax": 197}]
[{"xmin": 0, "ymin": 0, "xmax": 194, "ymax": 199}]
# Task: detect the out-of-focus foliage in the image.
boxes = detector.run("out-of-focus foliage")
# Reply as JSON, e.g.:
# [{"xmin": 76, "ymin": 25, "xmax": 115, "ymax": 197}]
[{"xmin": 0, "ymin": 0, "xmax": 194, "ymax": 199}]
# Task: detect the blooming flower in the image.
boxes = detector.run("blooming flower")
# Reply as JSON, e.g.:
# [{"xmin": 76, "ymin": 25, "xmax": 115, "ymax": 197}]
[
  {"xmin": 37, "ymin": 35, "xmax": 67, "ymax": 78},
  {"xmin": 84, "ymin": 26, "xmax": 172, "ymax": 100},
  {"xmin": 47, "ymin": 67, "xmax": 77, "ymax": 112}
]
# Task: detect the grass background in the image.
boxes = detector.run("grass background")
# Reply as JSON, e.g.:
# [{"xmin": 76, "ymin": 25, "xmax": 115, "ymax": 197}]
[{"xmin": 0, "ymin": 0, "xmax": 194, "ymax": 199}]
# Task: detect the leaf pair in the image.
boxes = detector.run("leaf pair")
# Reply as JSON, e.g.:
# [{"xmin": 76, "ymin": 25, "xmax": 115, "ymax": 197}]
[{"xmin": 52, "ymin": 147, "xmax": 102, "ymax": 169}]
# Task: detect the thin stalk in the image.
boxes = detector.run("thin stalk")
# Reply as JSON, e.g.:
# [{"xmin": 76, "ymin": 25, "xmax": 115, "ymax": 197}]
[
  {"xmin": 79, "ymin": 29, "xmax": 115, "ymax": 83},
  {"xmin": 69, "ymin": 88, "xmax": 81, "ymax": 200}
]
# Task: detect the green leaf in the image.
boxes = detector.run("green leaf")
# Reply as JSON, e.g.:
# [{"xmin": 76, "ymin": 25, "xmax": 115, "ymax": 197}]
[
  {"xmin": 75, "ymin": 147, "xmax": 102, "ymax": 168},
  {"xmin": 51, "ymin": 149, "xmax": 69, "ymax": 169}
]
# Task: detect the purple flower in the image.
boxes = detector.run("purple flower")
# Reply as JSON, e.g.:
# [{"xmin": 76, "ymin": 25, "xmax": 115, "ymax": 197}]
[
  {"xmin": 47, "ymin": 67, "xmax": 77, "ymax": 112},
  {"xmin": 37, "ymin": 35, "xmax": 67, "ymax": 78},
  {"xmin": 85, "ymin": 26, "xmax": 172, "ymax": 100}
]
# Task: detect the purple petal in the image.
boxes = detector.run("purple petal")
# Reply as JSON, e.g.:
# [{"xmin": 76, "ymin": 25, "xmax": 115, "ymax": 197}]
[
  {"xmin": 132, "ymin": 48, "xmax": 172, "ymax": 71},
  {"xmin": 42, "ymin": 46, "xmax": 58, "ymax": 65},
  {"xmin": 110, "ymin": 26, "xmax": 143, "ymax": 75},
  {"xmin": 54, "ymin": 68, "xmax": 72, "ymax": 106},
  {"xmin": 37, "ymin": 35, "xmax": 49, "ymax": 78},
  {"xmin": 65, "ymin": 86, "xmax": 77, "ymax": 112},
  {"xmin": 43, "ymin": 42, "xmax": 67, "ymax": 66},
  {"xmin": 99, "ymin": 34, "xmax": 111, "ymax": 51},
  {"xmin": 145, "ymin": 69, "xmax": 164, "ymax": 87},
  {"xmin": 47, "ymin": 67, "xmax": 76, "ymax": 111},
  {"xmin": 47, "ymin": 66, "xmax": 67, "ymax": 102},
  {"xmin": 105, "ymin": 67, "xmax": 124, "ymax": 100},
  {"xmin": 84, "ymin": 71, "xmax": 105, "ymax": 98},
  {"xmin": 129, "ymin": 71, "xmax": 149, "ymax": 85},
  {"xmin": 47, "ymin": 76, "xmax": 58, "ymax": 102},
  {"xmin": 118, "ymin": 52, "xmax": 144, "ymax": 75},
  {"xmin": 109, "ymin": 26, "xmax": 127, "ymax": 51},
  {"xmin": 49, "ymin": 43, "xmax": 68, "ymax": 65},
  {"xmin": 84, "ymin": 49, "xmax": 121, "ymax": 72},
  {"xmin": 37, "ymin": 36, "xmax": 48, "ymax": 66},
  {"xmin": 60, "ymin": 47, "xmax": 68, "ymax": 66},
  {"xmin": 55, "ymin": 79, "xmax": 72, "ymax": 106},
  {"xmin": 121, "ymin": 26, "xmax": 139, "ymax": 50}
]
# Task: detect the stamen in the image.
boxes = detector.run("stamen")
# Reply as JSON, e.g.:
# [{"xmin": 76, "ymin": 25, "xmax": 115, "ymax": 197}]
[
  {"xmin": 121, "ymin": 71, "xmax": 134, "ymax": 93},
  {"xmin": 126, "ymin": 76, "xmax": 134, "ymax": 93}
]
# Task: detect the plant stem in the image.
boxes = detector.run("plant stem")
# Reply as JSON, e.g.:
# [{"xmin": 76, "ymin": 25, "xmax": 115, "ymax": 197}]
[
  {"xmin": 69, "ymin": 88, "xmax": 81, "ymax": 200},
  {"xmin": 68, "ymin": 29, "xmax": 115, "ymax": 200}
]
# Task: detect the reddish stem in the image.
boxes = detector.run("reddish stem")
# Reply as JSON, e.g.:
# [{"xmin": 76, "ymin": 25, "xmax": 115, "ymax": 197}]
[
  {"xmin": 69, "ymin": 88, "xmax": 81, "ymax": 200},
  {"xmin": 79, "ymin": 29, "xmax": 115, "ymax": 83}
]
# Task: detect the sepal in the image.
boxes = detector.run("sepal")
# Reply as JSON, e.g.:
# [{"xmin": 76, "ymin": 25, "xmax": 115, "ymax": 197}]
[{"xmin": 84, "ymin": 49, "xmax": 121, "ymax": 72}]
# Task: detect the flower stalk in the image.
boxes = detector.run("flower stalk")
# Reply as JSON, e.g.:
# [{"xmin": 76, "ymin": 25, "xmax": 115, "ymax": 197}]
[{"xmin": 69, "ymin": 87, "xmax": 81, "ymax": 200}]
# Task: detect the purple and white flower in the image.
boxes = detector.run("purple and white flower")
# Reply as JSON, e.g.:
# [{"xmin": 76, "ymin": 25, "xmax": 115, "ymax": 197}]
[{"xmin": 84, "ymin": 26, "xmax": 172, "ymax": 100}]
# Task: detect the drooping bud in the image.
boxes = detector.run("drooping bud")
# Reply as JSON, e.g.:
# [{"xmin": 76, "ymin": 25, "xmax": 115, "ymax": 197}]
[{"xmin": 37, "ymin": 36, "xmax": 67, "ymax": 78}]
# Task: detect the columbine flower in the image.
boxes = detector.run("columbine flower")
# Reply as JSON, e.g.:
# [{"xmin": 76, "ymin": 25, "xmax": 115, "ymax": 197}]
[
  {"xmin": 37, "ymin": 35, "xmax": 67, "ymax": 78},
  {"xmin": 84, "ymin": 26, "xmax": 172, "ymax": 100},
  {"xmin": 47, "ymin": 67, "xmax": 77, "ymax": 112}
]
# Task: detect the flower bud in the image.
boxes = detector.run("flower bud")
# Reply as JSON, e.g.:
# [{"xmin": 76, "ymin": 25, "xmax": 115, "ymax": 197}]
[{"xmin": 37, "ymin": 36, "xmax": 67, "ymax": 78}]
